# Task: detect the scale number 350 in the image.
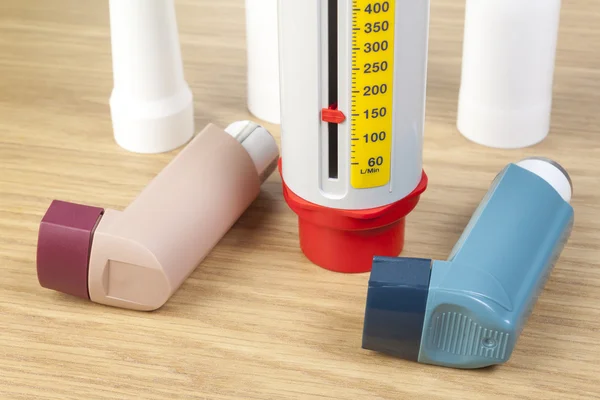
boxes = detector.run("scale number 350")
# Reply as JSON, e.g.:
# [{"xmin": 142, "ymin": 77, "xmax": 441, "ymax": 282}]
[{"xmin": 364, "ymin": 21, "xmax": 390, "ymax": 33}]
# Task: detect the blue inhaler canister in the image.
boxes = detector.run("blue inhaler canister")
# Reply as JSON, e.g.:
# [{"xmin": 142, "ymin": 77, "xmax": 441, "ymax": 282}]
[{"xmin": 362, "ymin": 158, "xmax": 574, "ymax": 369}]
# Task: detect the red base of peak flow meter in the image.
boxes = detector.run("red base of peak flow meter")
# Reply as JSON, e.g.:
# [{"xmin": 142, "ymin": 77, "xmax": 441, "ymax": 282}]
[{"xmin": 279, "ymin": 160, "xmax": 428, "ymax": 273}]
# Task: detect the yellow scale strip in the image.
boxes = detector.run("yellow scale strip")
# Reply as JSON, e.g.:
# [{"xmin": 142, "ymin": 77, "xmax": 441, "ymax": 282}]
[{"xmin": 351, "ymin": 0, "xmax": 396, "ymax": 189}]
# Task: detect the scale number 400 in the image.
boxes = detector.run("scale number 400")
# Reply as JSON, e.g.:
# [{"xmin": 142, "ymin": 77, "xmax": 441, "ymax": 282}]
[{"xmin": 364, "ymin": 2, "xmax": 390, "ymax": 14}]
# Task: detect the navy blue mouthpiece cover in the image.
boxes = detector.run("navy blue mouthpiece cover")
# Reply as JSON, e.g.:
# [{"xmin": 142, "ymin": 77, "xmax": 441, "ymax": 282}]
[{"xmin": 362, "ymin": 256, "xmax": 432, "ymax": 361}]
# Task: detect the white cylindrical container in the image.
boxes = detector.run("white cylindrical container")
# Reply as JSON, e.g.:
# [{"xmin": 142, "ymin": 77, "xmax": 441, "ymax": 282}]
[
  {"xmin": 457, "ymin": 0, "xmax": 562, "ymax": 149},
  {"xmin": 278, "ymin": 0, "xmax": 430, "ymax": 273},
  {"xmin": 245, "ymin": 0, "xmax": 281, "ymax": 124},
  {"xmin": 109, "ymin": 0, "xmax": 194, "ymax": 154}
]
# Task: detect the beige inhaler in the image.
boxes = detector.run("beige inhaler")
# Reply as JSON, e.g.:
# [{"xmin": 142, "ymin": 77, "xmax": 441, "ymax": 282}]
[{"xmin": 36, "ymin": 121, "xmax": 279, "ymax": 311}]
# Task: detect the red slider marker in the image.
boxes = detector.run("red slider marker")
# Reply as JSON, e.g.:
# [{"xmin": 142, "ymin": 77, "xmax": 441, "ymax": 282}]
[{"xmin": 321, "ymin": 104, "xmax": 346, "ymax": 124}]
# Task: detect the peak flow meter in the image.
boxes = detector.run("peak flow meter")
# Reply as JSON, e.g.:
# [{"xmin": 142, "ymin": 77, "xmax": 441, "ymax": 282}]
[{"xmin": 278, "ymin": 0, "xmax": 430, "ymax": 273}]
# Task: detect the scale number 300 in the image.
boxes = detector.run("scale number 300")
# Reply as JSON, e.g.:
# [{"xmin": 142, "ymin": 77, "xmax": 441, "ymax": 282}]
[{"xmin": 364, "ymin": 41, "xmax": 388, "ymax": 53}]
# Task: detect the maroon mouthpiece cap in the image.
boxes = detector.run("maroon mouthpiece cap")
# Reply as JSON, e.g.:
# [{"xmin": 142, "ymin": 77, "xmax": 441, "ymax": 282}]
[{"xmin": 36, "ymin": 200, "xmax": 104, "ymax": 299}]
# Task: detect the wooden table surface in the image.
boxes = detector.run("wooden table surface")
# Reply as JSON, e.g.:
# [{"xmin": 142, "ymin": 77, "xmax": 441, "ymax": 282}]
[{"xmin": 1, "ymin": 0, "xmax": 599, "ymax": 399}]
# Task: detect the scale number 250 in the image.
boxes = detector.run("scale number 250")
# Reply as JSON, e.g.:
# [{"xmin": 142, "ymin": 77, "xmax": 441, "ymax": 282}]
[{"xmin": 364, "ymin": 61, "xmax": 388, "ymax": 74}]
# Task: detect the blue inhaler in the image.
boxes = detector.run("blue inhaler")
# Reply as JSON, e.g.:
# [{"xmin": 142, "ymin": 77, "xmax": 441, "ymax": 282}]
[{"xmin": 362, "ymin": 158, "xmax": 574, "ymax": 369}]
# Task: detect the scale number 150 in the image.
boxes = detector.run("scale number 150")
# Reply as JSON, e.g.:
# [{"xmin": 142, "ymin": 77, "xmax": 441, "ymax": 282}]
[{"xmin": 363, "ymin": 107, "xmax": 387, "ymax": 119}]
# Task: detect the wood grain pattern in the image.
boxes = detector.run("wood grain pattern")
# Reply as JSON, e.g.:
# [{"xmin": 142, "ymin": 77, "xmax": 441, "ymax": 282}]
[{"xmin": 1, "ymin": 0, "xmax": 599, "ymax": 399}]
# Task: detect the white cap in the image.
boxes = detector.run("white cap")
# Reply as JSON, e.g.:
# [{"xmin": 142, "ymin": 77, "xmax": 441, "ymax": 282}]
[
  {"xmin": 457, "ymin": 0, "xmax": 562, "ymax": 149},
  {"xmin": 245, "ymin": 0, "xmax": 281, "ymax": 124},
  {"xmin": 225, "ymin": 121, "xmax": 280, "ymax": 183},
  {"xmin": 516, "ymin": 158, "xmax": 572, "ymax": 203},
  {"xmin": 109, "ymin": 0, "xmax": 194, "ymax": 154}
]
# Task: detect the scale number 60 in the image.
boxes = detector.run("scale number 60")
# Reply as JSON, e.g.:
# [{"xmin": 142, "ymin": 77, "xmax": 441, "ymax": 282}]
[{"xmin": 368, "ymin": 157, "xmax": 384, "ymax": 167}]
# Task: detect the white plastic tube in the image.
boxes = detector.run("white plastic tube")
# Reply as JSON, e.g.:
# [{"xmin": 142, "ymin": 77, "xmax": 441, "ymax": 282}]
[
  {"xmin": 245, "ymin": 0, "xmax": 280, "ymax": 124},
  {"xmin": 109, "ymin": 0, "xmax": 194, "ymax": 154},
  {"xmin": 457, "ymin": 0, "xmax": 562, "ymax": 149}
]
